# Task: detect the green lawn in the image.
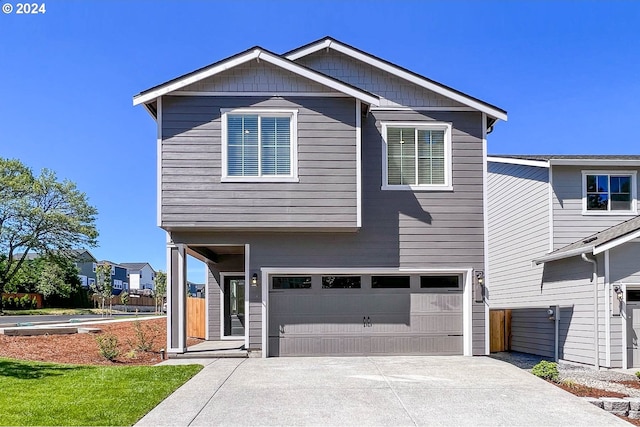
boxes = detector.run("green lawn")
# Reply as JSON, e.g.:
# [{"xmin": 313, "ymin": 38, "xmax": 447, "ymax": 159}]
[{"xmin": 0, "ymin": 358, "xmax": 202, "ymax": 426}]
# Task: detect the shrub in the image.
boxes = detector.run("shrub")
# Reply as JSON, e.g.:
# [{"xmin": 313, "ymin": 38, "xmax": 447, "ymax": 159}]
[
  {"xmin": 20, "ymin": 294, "xmax": 30, "ymax": 309},
  {"xmin": 635, "ymin": 371, "xmax": 640, "ymax": 379},
  {"xmin": 532, "ymin": 360, "xmax": 559, "ymax": 382},
  {"xmin": 31, "ymin": 296, "xmax": 38, "ymax": 309},
  {"xmin": 130, "ymin": 320, "xmax": 159, "ymax": 352},
  {"xmin": 96, "ymin": 334, "xmax": 120, "ymax": 361}
]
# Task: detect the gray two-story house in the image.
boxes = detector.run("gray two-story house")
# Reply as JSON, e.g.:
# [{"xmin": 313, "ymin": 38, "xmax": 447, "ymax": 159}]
[
  {"xmin": 134, "ymin": 37, "xmax": 507, "ymax": 357},
  {"xmin": 488, "ymin": 155, "xmax": 640, "ymax": 369}
]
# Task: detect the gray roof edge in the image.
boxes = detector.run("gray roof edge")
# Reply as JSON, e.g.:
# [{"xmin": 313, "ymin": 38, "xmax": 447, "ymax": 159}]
[{"xmin": 533, "ymin": 246, "xmax": 594, "ymax": 265}]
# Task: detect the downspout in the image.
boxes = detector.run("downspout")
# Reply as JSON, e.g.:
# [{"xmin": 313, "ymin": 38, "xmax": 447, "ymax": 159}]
[{"xmin": 582, "ymin": 253, "xmax": 599, "ymax": 369}]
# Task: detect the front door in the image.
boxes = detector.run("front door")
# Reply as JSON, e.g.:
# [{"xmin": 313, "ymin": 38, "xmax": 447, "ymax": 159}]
[{"xmin": 224, "ymin": 276, "xmax": 245, "ymax": 337}]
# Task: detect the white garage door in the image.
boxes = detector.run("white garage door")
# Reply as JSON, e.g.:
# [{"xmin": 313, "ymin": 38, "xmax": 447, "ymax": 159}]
[{"xmin": 268, "ymin": 274, "xmax": 463, "ymax": 356}]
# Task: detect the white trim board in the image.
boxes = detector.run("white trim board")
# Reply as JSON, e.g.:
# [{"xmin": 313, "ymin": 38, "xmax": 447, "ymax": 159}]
[
  {"xmin": 133, "ymin": 49, "xmax": 380, "ymax": 107},
  {"xmin": 487, "ymin": 156, "xmax": 550, "ymax": 168},
  {"xmin": 285, "ymin": 38, "xmax": 507, "ymax": 122},
  {"xmin": 482, "ymin": 113, "xmax": 490, "ymax": 356}
]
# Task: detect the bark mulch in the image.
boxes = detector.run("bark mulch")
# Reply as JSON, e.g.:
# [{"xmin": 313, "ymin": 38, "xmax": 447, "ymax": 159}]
[{"xmin": 0, "ymin": 318, "xmax": 202, "ymax": 366}]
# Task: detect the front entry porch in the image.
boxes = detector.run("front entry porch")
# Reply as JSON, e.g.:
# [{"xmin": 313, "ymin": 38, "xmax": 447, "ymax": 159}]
[{"xmin": 169, "ymin": 340, "xmax": 248, "ymax": 359}]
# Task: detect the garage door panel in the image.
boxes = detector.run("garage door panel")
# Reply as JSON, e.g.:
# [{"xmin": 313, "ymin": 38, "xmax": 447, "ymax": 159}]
[
  {"xmin": 369, "ymin": 335, "xmax": 463, "ymax": 355},
  {"xmin": 271, "ymin": 336, "xmax": 369, "ymax": 357},
  {"xmin": 411, "ymin": 293, "xmax": 462, "ymax": 313}
]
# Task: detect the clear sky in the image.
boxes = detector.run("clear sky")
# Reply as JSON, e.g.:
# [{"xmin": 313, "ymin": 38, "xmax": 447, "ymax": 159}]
[{"xmin": 1, "ymin": 1, "xmax": 639, "ymax": 282}]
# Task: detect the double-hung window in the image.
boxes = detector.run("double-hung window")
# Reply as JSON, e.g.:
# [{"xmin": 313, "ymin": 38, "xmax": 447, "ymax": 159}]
[
  {"xmin": 582, "ymin": 171, "xmax": 637, "ymax": 214},
  {"xmin": 382, "ymin": 122, "xmax": 452, "ymax": 190},
  {"xmin": 221, "ymin": 109, "xmax": 298, "ymax": 182}
]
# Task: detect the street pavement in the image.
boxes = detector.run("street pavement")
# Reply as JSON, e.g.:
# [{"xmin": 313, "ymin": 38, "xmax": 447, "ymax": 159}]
[{"xmin": 136, "ymin": 356, "xmax": 628, "ymax": 426}]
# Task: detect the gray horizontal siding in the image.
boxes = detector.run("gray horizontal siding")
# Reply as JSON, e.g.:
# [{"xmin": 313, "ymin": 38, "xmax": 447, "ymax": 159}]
[
  {"xmin": 552, "ymin": 165, "xmax": 640, "ymax": 248},
  {"xmin": 486, "ymin": 162, "xmax": 549, "ymax": 308},
  {"xmin": 610, "ymin": 242, "xmax": 640, "ymax": 283},
  {"xmin": 206, "ymin": 267, "xmax": 221, "ymax": 340},
  {"xmin": 161, "ymin": 95, "xmax": 357, "ymax": 229},
  {"xmin": 181, "ymin": 60, "xmax": 334, "ymax": 94},
  {"xmin": 296, "ymin": 50, "xmax": 467, "ymax": 109}
]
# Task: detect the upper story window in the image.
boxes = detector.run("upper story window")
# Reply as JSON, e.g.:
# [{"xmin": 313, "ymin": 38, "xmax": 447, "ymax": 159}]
[
  {"xmin": 221, "ymin": 109, "xmax": 298, "ymax": 182},
  {"xmin": 381, "ymin": 122, "xmax": 452, "ymax": 191},
  {"xmin": 582, "ymin": 171, "xmax": 637, "ymax": 214}
]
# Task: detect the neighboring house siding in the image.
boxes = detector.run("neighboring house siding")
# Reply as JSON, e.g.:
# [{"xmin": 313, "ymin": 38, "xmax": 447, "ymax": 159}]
[
  {"xmin": 173, "ymin": 109, "xmax": 487, "ymax": 354},
  {"xmin": 610, "ymin": 243, "xmax": 640, "ymax": 283},
  {"xmin": 180, "ymin": 61, "xmax": 336, "ymax": 94},
  {"xmin": 129, "ymin": 274, "xmax": 141, "ymax": 290},
  {"xmin": 296, "ymin": 50, "xmax": 467, "ymax": 108},
  {"xmin": 161, "ymin": 95, "xmax": 358, "ymax": 229},
  {"xmin": 487, "ymin": 162, "xmax": 549, "ymax": 307},
  {"xmin": 552, "ymin": 165, "xmax": 640, "ymax": 248}
]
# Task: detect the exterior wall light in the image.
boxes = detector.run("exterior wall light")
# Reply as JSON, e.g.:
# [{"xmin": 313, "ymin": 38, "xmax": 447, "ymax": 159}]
[
  {"xmin": 251, "ymin": 273, "xmax": 258, "ymax": 286},
  {"xmin": 614, "ymin": 285, "xmax": 624, "ymax": 301}
]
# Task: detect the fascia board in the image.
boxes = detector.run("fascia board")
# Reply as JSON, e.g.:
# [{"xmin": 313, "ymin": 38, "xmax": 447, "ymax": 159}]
[
  {"xmin": 533, "ymin": 246, "xmax": 594, "ymax": 265},
  {"xmin": 593, "ymin": 228, "xmax": 640, "ymax": 255},
  {"xmin": 287, "ymin": 39, "xmax": 507, "ymax": 122},
  {"xmin": 550, "ymin": 159, "xmax": 640, "ymax": 166},
  {"xmin": 487, "ymin": 156, "xmax": 550, "ymax": 168}
]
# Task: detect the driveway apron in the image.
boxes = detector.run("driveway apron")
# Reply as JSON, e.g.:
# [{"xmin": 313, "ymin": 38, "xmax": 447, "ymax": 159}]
[{"xmin": 136, "ymin": 356, "xmax": 628, "ymax": 426}]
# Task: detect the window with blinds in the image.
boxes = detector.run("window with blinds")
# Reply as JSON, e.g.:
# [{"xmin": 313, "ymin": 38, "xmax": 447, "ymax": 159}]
[
  {"xmin": 223, "ymin": 110, "xmax": 296, "ymax": 180},
  {"xmin": 384, "ymin": 123, "xmax": 450, "ymax": 189}
]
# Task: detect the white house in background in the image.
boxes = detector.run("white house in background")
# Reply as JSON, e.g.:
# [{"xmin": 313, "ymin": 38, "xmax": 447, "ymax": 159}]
[{"xmin": 121, "ymin": 263, "xmax": 156, "ymax": 291}]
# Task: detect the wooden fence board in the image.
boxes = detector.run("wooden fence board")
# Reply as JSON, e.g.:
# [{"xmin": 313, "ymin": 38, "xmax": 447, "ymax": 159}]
[
  {"xmin": 490, "ymin": 309, "xmax": 512, "ymax": 352},
  {"xmin": 187, "ymin": 297, "xmax": 206, "ymax": 339}
]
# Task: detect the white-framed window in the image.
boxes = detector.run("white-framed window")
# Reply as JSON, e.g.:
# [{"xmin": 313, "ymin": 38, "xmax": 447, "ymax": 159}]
[
  {"xmin": 221, "ymin": 108, "xmax": 298, "ymax": 182},
  {"xmin": 78, "ymin": 275, "xmax": 88, "ymax": 287},
  {"xmin": 88, "ymin": 278, "xmax": 95, "ymax": 287},
  {"xmin": 111, "ymin": 266, "xmax": 116, "ymax": 276},
  {"xmin": 381, "ymin": 122, "xmax": 453, "ymax": 190},
  {"xmin": 92, "ymin": 263, "xmax": 97, "ymax": 273},
  {"xmin": 113, "ymin": 279, "xmax": 123, "ymax": 290},
  {"xmin": 582, "ymin": 171, "xmax": 637, "ymax": 215}
]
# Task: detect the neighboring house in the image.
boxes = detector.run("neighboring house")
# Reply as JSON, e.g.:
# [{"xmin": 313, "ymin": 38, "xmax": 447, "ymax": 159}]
[
  {"xmin": 98, "ymin": 261, "xmax": 129, "ymax": 295},
  {"xmin": 187, "ymin": 282, "xmax": 205, "ymax": 298},
  {"xmin": 71, "ymin": 249, "xmax": 97, "ymax": 288},
  {"xmin": 487, "ymin": 155, "xmax": 640, "ymax": 369},
  {"xmin": 134, "ymin": 37, "xmax": 507, "ymax": 357},
  {"xmin": 121, "ymin": 262, "xmax": 156, "ymax": 291}
]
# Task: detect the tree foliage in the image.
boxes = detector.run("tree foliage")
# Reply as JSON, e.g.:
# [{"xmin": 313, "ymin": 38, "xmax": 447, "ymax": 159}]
[
  {"xmin": 90, "ymin": 263, "xmax": 113, "ymax": 313},
  {"xmin": 0, "ymin": 158, "xmax": 98, "ymax": 311},
  {"xmin": 154, "ymin": 271, "xmax": 167, "ymax": 313}
]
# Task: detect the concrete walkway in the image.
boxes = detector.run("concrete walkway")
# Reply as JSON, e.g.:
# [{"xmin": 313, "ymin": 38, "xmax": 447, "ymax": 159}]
[{"xmin": 136, "ymin": 356, "xmax": 628, "ymax": 426}]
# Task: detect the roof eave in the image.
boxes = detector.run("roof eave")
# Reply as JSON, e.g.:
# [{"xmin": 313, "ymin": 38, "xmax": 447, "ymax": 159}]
[
  {"xmin": 533, "ymin": 246, "xmax": 594, "ymax": 265},
  {"xmin": 285, "ymin": 37, "xmax": 507, "ymax": 122}
]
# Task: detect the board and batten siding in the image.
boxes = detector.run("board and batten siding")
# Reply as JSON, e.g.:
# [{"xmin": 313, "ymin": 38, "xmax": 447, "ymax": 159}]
[
  {"xmin": 295, "ymin": 50, "xmax": 467, "ymax": 109},
  {"xmin": 161, "ymin": 95, "xmax": 357, "ymax": 230},
  {"xmin": 486, "ymin": 162, "xmax": 549, "ymax": 307},
  {"xmin": 552, "ymin": 165, "xmax": 640, "ymax": 249},
  {"xmin": 172, "ymin": 109, "xmax": 487, "ymax": 354}
]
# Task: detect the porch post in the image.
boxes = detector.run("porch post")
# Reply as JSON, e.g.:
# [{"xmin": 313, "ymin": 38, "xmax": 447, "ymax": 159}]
[{"xmin": 167, "ymin": 243, "xmax": 187, "ymax": 354}]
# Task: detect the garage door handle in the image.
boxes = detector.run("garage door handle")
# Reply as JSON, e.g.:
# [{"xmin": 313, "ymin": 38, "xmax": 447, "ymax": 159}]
[
  {"xmin": 280, "ymin": 325, "xmax": 285, "ymax": 334},
  {"xmin": 367, "ymin": 316, "xmax": 372, "ymax": 327},
  {"xmin": 363, "ymin": 316, "xmax": 367, "ymax": 327}
]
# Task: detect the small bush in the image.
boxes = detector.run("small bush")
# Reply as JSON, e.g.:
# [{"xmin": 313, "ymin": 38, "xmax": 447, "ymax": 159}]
[
  {"xmin": 130, "ymin": 320, "xmax": 159, "ymax": 352},
  {"xmin": 96, "ymin": 334, "xmax": 120, "ymax": 361},
  {"xmin": 635, "ymin": 371, "xmax": 640, "ymax": 379},
  {"xmin": 532, "ymin": 360, "xmax": 559, "ymax": 382}
]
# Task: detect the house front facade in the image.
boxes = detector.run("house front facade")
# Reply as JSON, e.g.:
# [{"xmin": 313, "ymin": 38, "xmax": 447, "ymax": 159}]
[
  {"xmin": 135, "ymin": 37, "xmax": 506, "ymax": 357},
  {"xmin": 487, "ymin": 155, "xmax": 640, "ymax": 369},
  {"xmin": 121, "ymin": 263, "xmax": 156, "ymax": 291},
  {"xmin": 98, "ymin": 261, "xmax": 129, "ymax": 296}
]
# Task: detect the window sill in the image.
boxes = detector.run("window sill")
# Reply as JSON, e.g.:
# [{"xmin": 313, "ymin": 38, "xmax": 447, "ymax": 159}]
[
  {"xmin": 381, "ymin": 185, "xmax": 453, "ymax": 192},
  {"xmin": 221, "ymin": 176, "xmax": 299, "ymax": 183},
  {"xmin": 581, "ymin": 210, "xmax": 638, "ymax": 216}
]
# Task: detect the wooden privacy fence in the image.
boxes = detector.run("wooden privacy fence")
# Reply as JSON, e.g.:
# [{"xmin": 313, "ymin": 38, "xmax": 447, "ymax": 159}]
[
  {"xmin": 187, "ymin": 297, "xmax": 206, "ymax": 339},
  {"xmin": 490, "ymin": 309, "xmax": 512, "ymax": 353}
]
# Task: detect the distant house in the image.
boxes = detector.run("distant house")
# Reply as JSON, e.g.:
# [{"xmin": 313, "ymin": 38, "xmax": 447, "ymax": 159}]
[
  {"xmin": 98, "ymin": 261, "xmax": 129, "ymax": 295},
  {"xmin": 487, "ymin": 155, "xmax": 640, "ymax": 369},
  {"xmin": 71, "ymin": 249, "xmax": 97, "ymax": 288},
  {"xmin": 187, "ymin": 282, "xmax": 205, "ymax": 298},
  {"xmin": 121, "ymin": 262, "xmax": 156, "ymax": 291}
]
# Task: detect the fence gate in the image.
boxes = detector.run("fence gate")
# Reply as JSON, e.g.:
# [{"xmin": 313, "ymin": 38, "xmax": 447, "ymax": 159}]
[
  {"xmin": 187, "ymin": 297, "xmax": 206, "ymax": 339},
  {"xmin": 490, "ymin": 309, "xmax": 512, "ymax": 353}
]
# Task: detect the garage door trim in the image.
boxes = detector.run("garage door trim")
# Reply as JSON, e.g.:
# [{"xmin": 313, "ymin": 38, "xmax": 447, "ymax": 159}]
[{"xmin": 261, "ymin": 267, "xmax": 474, "ymax": 358}]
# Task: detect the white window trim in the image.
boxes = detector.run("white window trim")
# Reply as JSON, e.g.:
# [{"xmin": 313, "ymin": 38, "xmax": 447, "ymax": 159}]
[
  {"xmin": 581, "ymin": 170, "xmax": 637, "ymax": 215},
  {"xmin": 220, "ymin": 108, "xmax": 299, "ymax": 183},
  {"xmin": 381, "ymin": 121, "xmax": 453, "ymax": 191}
]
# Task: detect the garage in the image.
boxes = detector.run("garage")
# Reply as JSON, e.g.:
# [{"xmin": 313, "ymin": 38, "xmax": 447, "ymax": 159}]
[{"xmin": 268, "ymin": 273, "xmax": 464, "ymax": 357}]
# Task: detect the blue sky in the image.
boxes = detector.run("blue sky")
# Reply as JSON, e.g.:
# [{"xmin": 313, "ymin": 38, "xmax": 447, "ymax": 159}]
[{"xmin": 1, "ymin": 1, "xmax": 639, "ymax": 281}]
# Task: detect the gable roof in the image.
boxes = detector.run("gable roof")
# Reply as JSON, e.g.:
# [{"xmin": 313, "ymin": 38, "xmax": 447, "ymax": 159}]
[
  {"xmin": 285, "ymin": 36, "xmax": 507, "ymax": 122},
  {"xmin": 120, "ymin": 262, "xmax": 155, "ymax": 272},
  {"xmin": 133, "ymin": 46, "xmax": 380, "ymax": 110},
  {"xmin": 533, "ymin": 215, "xmax": 640, "ymax": 264}
]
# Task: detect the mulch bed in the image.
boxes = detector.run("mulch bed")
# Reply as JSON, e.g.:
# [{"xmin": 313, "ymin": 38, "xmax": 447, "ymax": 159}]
[{"xmin": 0, "ymin": 318, "xmax": 202, "ymax": 366}]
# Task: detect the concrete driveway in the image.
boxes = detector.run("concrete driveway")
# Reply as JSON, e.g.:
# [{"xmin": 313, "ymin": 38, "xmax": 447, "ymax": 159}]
[{"xmin": 136, "ymin": 356, "xmax": 628, "ymax": 426}]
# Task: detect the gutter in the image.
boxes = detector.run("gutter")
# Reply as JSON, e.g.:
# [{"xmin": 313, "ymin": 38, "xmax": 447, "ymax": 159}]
[
  {"xmin": 581, "ymin": 253, "xmax": 599, "ymax": 370},
  {"xmin": 533, "ymin": 246, "xmax": 594, "ymax": 265}
]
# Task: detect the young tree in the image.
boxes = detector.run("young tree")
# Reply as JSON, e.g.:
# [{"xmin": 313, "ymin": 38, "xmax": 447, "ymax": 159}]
[
  {"xmin": 0, "ymin": 158, "xmax": 98, "ymax": 313},
  {"xmin": 120, "ymin": 290, "xmax": 129, "ymax": 313},
  {"xmin": 90, "ymin": 263, "xmax": 113, "ymax": 316},
  {"xmin": 154, "ymin": 271, "xmax": 167, "ymax": 314}
]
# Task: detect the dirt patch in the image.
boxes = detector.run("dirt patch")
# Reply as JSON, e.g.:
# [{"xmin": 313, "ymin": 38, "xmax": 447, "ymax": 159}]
[
  {"xmin": 615, "ymin": 380, "xmax": 640, "ymax": 390},
  {"xmin": 555, "ymin": 381, "xmax": 627, "ymax": 398},
  {"xmin": 0, "ymin": 318, "xmax": 202, "ymax": 366}
]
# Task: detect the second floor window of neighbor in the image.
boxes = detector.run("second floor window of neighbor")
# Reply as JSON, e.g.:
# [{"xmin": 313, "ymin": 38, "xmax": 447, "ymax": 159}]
[
  {"xmin": 224, "ymin": 112, "xmax": 295, "ymax": 180},
  {"xmin": 384, "ymin": 124, "xmax": 451, "ymax": 189},
  {"xmin": 586, "ymin": 174, "xmax": 633, "ymax": 211}
]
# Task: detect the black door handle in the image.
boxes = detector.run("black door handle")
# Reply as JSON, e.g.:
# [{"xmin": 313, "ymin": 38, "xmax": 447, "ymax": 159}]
[
  {"xmin": 367, "ymin": 316, "xmax": 371, "ymax": 327},
  {"xmin": 363, "ymin": 316, "xmax": 366, "ymax": 327}
]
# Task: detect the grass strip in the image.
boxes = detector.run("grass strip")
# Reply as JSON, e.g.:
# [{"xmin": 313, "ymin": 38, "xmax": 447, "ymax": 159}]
[{"xmin": 0, "ymin": 357, "xmax": 202, "ymax": 426}]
